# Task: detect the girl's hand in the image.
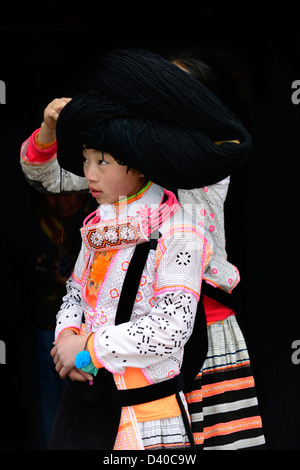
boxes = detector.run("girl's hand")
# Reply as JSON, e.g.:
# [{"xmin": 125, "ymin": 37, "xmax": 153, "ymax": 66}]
[
  {"xmin": 51, "ymin": 333, "xmax": 90, "ymax": 380},
  {"xmin": 38, "ymin": 97, "xmax": 71, "ymax": 143},
  {"xmin": 67, "ymin": 367, "xmax": 94, "ymax": 383}
]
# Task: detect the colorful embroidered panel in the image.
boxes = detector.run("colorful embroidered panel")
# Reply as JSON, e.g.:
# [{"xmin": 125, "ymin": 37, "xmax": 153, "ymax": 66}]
[{"xmin": 81, "ymin": 218, "xmax": 149, "ymax": 252}]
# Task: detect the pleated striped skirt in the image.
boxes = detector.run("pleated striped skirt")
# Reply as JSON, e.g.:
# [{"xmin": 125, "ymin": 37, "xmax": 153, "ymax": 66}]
[
  {"xmin": 136, "ymin": 315, "xmax": 265, "ymax": 450},
  {"xmin": 186, "ymin": 315, "xmax": 265, "ymax": 450}
]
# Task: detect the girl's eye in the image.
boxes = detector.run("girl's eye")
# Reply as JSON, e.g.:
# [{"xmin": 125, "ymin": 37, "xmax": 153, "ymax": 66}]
[{"xmin": 99, "ymin": 158, "xmax": 108, "ymax": 165}]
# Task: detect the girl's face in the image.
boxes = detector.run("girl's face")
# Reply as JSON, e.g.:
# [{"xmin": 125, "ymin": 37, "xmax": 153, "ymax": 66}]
[{"xmin": 83, "ymin": 147, "xmax": 146, "ymax": 205}]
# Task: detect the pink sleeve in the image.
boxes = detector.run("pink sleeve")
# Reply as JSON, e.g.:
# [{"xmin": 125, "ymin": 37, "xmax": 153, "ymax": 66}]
[{"xmin": 26, "ymin": 128, "xmax": 57, "ymax": 163}]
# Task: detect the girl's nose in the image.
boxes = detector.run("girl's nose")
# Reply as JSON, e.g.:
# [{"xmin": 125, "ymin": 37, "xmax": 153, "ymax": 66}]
[{"xmin": 85, "ymin": 163, "xmax": 98, "ymax": 183}]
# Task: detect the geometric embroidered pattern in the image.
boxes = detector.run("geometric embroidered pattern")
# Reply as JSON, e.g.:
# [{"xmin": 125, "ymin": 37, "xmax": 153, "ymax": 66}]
[{"xmin": 81, "ymin": 218, "xmax": 148, "ymax": 252}]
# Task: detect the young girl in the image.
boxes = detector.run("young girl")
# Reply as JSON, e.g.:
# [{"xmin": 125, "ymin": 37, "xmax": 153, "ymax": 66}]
[{"xmin": 20, "ymin": 49, "xmax": 264, "ymax": 450}]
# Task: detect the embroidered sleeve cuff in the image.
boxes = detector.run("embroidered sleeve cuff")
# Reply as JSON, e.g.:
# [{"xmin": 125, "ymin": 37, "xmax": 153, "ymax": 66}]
[
  {"xmin": 57, "ymin": 326, "xmax": 79, "ymax": 339},
  {"xmin": 26, "ymin": 128, "xmax": 57, "ymax": 163},
  {"xmin": 87, "ymin": 333, "xmax": 104, "ymax": 369}
]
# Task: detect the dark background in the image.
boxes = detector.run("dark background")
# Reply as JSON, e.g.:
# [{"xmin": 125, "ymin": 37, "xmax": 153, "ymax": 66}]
[{"xmin": 0, "ymin": 1, "xmax": 299, "ymax": 451}]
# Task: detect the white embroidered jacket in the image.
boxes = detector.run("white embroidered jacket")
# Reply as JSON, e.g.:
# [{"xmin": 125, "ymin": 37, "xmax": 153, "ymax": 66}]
[{"xmin": 55, "ymin": 183, "xmax": 212, "ymax": 384}]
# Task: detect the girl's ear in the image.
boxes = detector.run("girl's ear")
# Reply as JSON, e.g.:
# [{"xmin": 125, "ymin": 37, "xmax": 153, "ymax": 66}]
[{"xmin": 132, "ymin": 168, "xmax": 145, "ymax": 178}]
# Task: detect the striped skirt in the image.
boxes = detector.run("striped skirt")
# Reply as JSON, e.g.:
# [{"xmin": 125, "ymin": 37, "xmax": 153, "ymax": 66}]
[
  {"xmin": 186, "ymin": 315, "xmax": 265, "ymax": 450},
  {"xmin": 137, "ymin": 391, "xmax": 191, "ymax": 450},
  {"xmin": 135, "ymin": 315, "xmax": 265, "ymax": 451}
]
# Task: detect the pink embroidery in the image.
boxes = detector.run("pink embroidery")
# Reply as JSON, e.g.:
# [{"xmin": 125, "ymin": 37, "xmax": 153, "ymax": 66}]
[
  {"xmin": 209, "ymin": 225, "xmax": 215, "ymax": 232},
  {"xmin": 135, "ymin": 291, "xmax": 143, "ymax": 302},
  {"xmin": 140, "ymin": 275, "xmax": 147, "ymax": 286},
  {"xmin": 228, "ymin": 278, "xmax": 233, "ymax": 285},
  {"xmin": 149, "ymin": 297, "xmax": 156, "ymax": 308},
  {"xmin": 121, "ymin": 261, "xmax": 129, "ymax": 271},
  {"xmin": 212, "ymin": 268, "xmax": 218, "ymax": 275},
  {"xmin": 97, "ymin": 313, "xmax": 108, "ymax": 326},
  {"xmin": 167, "ymin": 370, "xmax": 175, "ymax": 378},
  {"xmin": 86, "ymin": 310, "xmax": 107, "ymax": 330},
  {"xmin": 156, "ymin": 284, "xmax": 201, "ymax": 302},
  {"xmin": 110, "ymin": 288, "xmax": 119, "ymax": 299},
  {"xmin": 200, "ymin": 209, "xmax": 206, "ymax": 216}
]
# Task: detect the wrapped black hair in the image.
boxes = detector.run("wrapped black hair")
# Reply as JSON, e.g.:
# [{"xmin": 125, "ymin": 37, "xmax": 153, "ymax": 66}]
[{"xmin": 56, "ymin": 48, "xmax": 251, "ymax": 189}]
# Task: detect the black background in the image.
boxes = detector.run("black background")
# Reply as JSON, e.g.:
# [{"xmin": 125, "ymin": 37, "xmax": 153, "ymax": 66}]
[{"xmin": 0, "ymin": 1, "xmax": 299, "ymax": 451}]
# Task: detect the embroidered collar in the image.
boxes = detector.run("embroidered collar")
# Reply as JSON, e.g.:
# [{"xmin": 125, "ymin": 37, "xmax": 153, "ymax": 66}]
[
  {"xmin": 81, "ymin": 183, "xmax": 179, "ymax": 252},
  {"xmin": 113, "ymin": 181, "xmax": 153, "ymax": 213}
]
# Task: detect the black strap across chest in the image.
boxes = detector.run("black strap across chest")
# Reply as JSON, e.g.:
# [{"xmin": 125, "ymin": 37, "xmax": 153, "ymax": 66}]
[{"xmin": 115, "ymin": 238, "xmax": 158, "ymax": 325}]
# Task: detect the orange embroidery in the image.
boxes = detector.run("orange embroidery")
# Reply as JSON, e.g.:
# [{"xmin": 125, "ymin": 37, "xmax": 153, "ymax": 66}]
[{"xmin": 86, "ymin": 250, "xmax": 116, "ymax": 297}]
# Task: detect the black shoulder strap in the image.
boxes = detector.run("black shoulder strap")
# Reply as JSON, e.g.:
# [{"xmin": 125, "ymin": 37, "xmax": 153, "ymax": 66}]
[
  {"xmin": 115, "ymin": 239, "xmax": 157, "ymax": 325},
  {"xmin": 180, "ymin": 296, "xmax": 208, "ymax": 392}
]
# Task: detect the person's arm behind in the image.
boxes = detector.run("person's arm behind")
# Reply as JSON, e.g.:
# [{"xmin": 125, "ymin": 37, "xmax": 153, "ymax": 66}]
[{"xmin": 20, "ymin": 97, "xmax": 88, "ymax": 193}]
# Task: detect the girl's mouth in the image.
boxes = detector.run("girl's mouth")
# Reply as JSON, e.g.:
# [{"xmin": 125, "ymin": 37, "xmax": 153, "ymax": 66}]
[{"xmin": 89, "ymin": 187, "xmax": 102, "ymax": 198}]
